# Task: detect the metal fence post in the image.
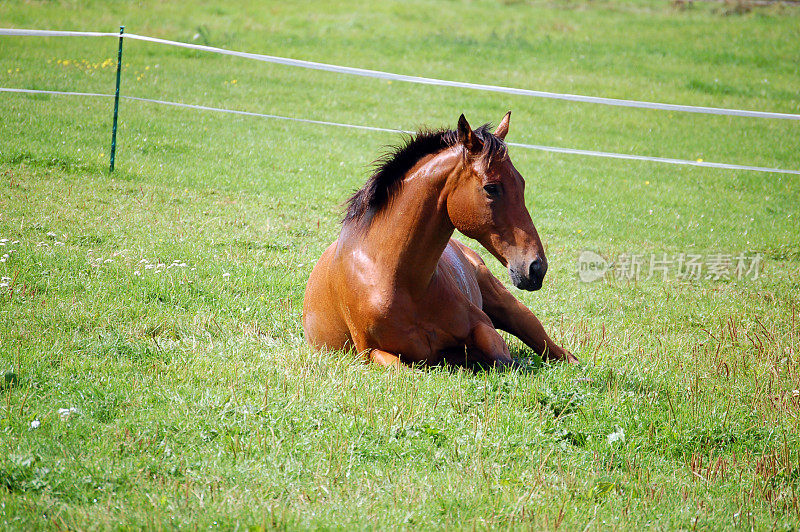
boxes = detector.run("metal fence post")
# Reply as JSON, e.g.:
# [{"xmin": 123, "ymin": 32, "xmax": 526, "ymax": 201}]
[{"xmin": 109, "ymin": 25, "xmax": 124, "ymax": 172}]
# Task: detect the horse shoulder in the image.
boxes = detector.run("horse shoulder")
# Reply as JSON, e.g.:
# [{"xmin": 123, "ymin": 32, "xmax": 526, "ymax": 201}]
[
  {"xmin": 436, "ymin": 240, "xmax": 483, "ymax": 308},
  {"xmin": 448, "ymin": 238, "xmax": 487, "ymax": 268}
]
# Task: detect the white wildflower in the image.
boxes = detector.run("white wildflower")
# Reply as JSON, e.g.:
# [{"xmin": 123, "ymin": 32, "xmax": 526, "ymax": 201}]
[
  {"xmin": 58, "ymin": 407, "xmax": 78, "ymax": 420},
  {"xmin": 607, "ymin": 427, "xmax": 625, "ymax": 445},
  {"xmin": 222, "ymin": 272, "xmax": 231, "ymax": 278},
  {"xmin": 30, "ymin": 420, "xmax": 40, "ymax": 429}
]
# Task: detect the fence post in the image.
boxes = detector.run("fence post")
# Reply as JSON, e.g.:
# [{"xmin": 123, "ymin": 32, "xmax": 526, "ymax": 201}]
[{"xmin": 109, "ymin": 25, "xmax": 124, "ymax": 172}]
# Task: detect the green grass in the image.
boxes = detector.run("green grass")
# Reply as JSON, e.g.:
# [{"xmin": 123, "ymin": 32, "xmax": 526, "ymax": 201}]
[{"xmin": 1, "ymin": 0, "xmax": 799, "ymax": 528}]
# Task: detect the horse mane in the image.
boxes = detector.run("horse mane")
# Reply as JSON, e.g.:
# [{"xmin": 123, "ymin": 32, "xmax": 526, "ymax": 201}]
[{"xmin": 343, "ymin": 124, "xmax": 507, "ymax": 227}]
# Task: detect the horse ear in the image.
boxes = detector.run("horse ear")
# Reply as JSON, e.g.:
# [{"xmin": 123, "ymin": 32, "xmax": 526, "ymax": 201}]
[
  {"xmin": 494, "ymin": 111, "xmax": 511, "ymax": 140},
  {"xmin": 457, "ymin": 114, "xmax": 481, "ymax": 153}
]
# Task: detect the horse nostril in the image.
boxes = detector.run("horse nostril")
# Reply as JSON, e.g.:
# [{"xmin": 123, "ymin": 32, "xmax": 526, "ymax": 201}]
[{"xmin": 529, "ymin": 257, "xmax": 547, "ymax": 279}]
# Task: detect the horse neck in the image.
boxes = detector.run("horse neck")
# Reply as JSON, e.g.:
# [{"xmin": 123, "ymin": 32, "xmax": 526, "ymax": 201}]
[{"xmin": 362, "ymin": 149, "xmax": 462, "ymax": 293}]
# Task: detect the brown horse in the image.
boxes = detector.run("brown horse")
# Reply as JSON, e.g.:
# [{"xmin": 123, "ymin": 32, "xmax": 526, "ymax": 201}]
[{"xmin": 303, "ymin": 113, "xmax": 577, "ymax": 368}]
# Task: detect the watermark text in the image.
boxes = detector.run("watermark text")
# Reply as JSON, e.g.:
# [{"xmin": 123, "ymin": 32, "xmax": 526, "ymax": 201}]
[{"xmin": 577, "ymin": 250, "xmax": 762, "ymax": 283}]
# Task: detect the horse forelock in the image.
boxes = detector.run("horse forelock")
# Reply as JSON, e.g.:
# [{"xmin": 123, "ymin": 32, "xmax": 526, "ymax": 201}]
[
  {"xmin": 342, "ymin": 124, "xmax": 506, "ymax": 228},
  {"xmin": 473, "ymin": 123, "xmax": 508, "ymax": 166}
]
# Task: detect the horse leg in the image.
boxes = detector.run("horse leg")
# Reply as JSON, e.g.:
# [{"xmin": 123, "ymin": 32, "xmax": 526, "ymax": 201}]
[
  {"xmin": 467, "ymin": 319, "xmax": 519, "ymax": 369},
  {"xmin": 477, "ymin": 266, "xmax": 579, "ymax": 364},
  {"xmin": 369, "ymin": 349, "xmax": 403, "ymax": 369}
]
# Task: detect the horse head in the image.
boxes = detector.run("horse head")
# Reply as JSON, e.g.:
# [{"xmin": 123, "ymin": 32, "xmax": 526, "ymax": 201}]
[{"xmin": 445, "ymin": 112, "xmax": 547, "ymax": 291}]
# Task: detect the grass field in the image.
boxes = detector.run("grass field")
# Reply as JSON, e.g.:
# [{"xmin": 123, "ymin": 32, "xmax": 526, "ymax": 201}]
[{"xmin": 1, "ymin": 0, "xmax": 799, "ymax": 528}]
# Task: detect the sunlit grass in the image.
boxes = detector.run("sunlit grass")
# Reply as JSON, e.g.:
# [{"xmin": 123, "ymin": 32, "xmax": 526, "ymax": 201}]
[{"xmin": 1, "ymin": 0, "xmax": 799, "ymax": 529}]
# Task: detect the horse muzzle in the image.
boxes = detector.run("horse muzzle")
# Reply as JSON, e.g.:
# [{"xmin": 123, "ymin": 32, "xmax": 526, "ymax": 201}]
[{"xmin": 509, "ymin": 256, "xmax": 547, "ymax": 291}]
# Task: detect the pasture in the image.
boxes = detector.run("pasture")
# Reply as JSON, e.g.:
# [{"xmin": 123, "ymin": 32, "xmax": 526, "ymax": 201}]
[{"xmin": 1, "ymin": 0, "xmax": 799, "ymax": 528}]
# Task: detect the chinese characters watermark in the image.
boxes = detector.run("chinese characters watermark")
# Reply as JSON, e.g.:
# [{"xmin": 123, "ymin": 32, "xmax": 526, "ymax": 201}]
[{"xmin": 577, "ymin": 250, "xmax": 762, "ymax": 283}]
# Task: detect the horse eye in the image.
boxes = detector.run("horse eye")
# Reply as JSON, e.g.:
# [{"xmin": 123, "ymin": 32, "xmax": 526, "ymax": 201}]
[{"xmin": 483, "ymin": 183, "xmax": 502, "ymax": 197}]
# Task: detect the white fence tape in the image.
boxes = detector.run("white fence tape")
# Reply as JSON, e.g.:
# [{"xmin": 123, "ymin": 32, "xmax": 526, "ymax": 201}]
[
  {"xmin": 0, "ymin": 87, "xmax": 115, "ymax": 99},
  {"xmin": 503, "ymin": 141, "xmax": 800, "ymax": 174},
  {"xmin": 1, "ymin": 27, "xmax": 799, "ymax": 121},
  {"xmin": 0, "ymin": 29, "xmax": 119, "ymax": 38},
  {"xmin": 2, "ymin": 87, "xmax": 798, "ymax": 175}
]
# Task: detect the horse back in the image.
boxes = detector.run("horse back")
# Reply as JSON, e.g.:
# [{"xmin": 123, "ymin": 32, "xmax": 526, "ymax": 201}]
[{"xmin": 302, "ymin": 240, "xmax": 353, "ymax": 352}]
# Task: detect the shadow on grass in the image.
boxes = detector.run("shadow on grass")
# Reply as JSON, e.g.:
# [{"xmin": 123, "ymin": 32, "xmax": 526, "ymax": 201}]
[{"xmin": 422, "ymin": 345, "xmax": 554, "ymax": 375}]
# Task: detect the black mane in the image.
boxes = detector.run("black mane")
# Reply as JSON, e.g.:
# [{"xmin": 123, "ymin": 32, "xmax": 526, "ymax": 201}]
[{"xmin": 343, "ymin": 124, "xmax": 506, "ymax": 227}]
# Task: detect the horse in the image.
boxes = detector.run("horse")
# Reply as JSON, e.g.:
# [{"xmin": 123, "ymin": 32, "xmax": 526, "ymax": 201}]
[{"xmin": 302, "ymin": 112, "xmax": 578, "ymax": 368}]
